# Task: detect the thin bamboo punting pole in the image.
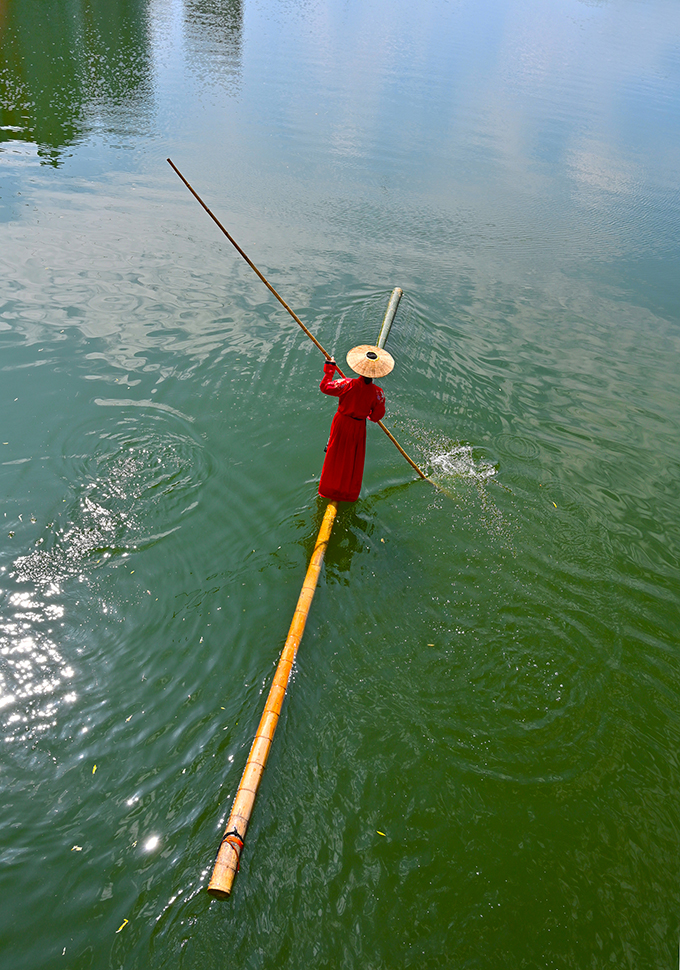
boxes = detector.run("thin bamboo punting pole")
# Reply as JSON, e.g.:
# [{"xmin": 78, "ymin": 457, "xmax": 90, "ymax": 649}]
[
  {"xmin": 167, "ymin": 158, "xmax": 430, "ymax": 483},
  {"xmin": 376, "ymin": 419, "xmax": 427, "ymax": 479},
  {"xmin": 167, "ymin": 157, "xmax": 331, "ymax": 359},
  {"xmin": 207, "ymin": 500, "xmax": 339, "ymax": 898}
]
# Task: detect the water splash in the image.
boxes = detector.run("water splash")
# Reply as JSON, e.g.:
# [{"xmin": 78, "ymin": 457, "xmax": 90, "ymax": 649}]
[
  {"xmin": 428, "ymin": 442, "xmax": 497, "ymax": 483},
  {"xmin": 421, "ymin": 440, "xmax": 514, "ymax": 547}
]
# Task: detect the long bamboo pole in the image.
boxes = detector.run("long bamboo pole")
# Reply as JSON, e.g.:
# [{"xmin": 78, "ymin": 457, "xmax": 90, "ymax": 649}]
[
  {"xmin": 167, "ymin": 157, "xmax": 331, "ymax": 359},
  {"xmin": 166, "ymin": 158, "xmax": 430, "ymax": 483},
  {"xmin": 207, "ymin": 500, "xmax": 339, "ymax": 898},
  {"xmin": 376, "ymin": 419, "xmax": 427, "ymax": 479}
]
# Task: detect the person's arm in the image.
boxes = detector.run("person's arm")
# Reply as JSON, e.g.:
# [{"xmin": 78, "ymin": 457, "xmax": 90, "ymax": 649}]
[{"xmin": 320, "ymin": 358, "xmax": 352, "ymax": 397}]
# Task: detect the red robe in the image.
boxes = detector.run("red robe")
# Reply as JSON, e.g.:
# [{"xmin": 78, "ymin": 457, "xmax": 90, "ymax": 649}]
[{"xmin": 318, "ymin": 360, "xmax": 386, "ymax": 502}]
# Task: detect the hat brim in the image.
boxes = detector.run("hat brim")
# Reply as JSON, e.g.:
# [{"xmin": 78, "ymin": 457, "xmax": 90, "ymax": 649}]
[{"xmin": 346, "ymin": 345, "xmax": 395, "ymax": 378}]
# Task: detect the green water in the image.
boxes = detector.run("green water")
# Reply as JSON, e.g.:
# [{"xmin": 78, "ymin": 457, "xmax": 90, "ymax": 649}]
[{"xmin": 2, "ymin": 0, "xmax": 680, "ymax": 966}]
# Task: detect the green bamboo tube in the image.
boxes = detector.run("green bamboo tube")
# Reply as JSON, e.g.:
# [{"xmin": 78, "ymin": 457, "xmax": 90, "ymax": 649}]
[
  {"xmin": 208, "ymin": 500, "xmax": 339, "ymax": 898},
  {"xmin": 374, "ymin": 289, "xmax": 429, "ymax": 480},
  {"xmin": 376, "ymin": 287, "xmax": 403, "ymax": 349}
]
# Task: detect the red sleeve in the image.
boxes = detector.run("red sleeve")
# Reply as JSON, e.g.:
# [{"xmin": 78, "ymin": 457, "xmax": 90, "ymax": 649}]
[
  {"xmin": 320, "ymin": 362, "xmax": 352, "ymax": 397},
  {"xmin": 368, "ymin": 387, "xmax": 386, "ymax": 422}
]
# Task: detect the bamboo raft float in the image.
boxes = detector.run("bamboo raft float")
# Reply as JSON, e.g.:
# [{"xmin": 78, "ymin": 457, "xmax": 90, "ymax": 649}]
[{"xmin": 167, "ymin": 159, "xmax": 429, "ymax": 897}]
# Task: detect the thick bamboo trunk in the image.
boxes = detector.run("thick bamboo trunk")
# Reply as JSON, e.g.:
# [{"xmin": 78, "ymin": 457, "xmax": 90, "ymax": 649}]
[{"xmin": 208, "ymin": 500, "xmax": 339, "ymax": 898}]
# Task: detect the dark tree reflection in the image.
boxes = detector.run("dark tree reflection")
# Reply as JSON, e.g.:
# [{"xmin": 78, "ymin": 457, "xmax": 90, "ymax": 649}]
[{"xmin": 0, "ymin": 0, "xmax": 153, "ymax": 165}]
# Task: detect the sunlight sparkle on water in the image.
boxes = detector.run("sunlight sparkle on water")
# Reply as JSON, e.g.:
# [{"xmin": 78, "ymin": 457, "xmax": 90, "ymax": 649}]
[{"xmin": 0, "ymin": 585, "xmax": 76, "ymax": 742}]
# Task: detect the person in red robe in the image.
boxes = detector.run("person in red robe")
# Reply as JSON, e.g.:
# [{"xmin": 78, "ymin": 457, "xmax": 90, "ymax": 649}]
[{"xmin": 318, "ymin": 344, "xmax": 395, "ymax": 502}]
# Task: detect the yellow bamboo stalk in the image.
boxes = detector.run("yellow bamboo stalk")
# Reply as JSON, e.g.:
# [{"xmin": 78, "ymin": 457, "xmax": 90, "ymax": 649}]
[{"xmin": 207, "ymin": 500, "xmax": 339, "ymax": 898}]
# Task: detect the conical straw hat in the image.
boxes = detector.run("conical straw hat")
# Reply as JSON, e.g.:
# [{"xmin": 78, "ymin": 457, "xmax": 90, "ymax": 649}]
[{"xmin": 346, "ymin": 345, "xmax": 395, "ymax": 378}]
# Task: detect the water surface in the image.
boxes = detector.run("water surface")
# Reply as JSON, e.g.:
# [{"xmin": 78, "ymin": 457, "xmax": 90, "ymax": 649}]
[{"xmin": 1, "ymin": 0, "xmax": 680, "ymax": 967}]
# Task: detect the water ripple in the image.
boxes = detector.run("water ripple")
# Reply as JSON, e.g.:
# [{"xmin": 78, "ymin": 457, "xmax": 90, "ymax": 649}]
[{"xmin": 12, "ymin": 407, "xmax": 210, "ymax": 585}]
